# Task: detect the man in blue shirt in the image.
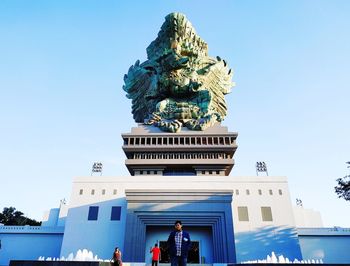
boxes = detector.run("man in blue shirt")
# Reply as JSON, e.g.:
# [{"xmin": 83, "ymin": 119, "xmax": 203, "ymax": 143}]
[{"xmin": 167, "ymin": 220, "xmax": 191, "ymax": 266}]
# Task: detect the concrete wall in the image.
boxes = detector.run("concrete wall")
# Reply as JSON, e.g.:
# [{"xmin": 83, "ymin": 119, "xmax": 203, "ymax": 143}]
[
  {"xmin": 231, "ymin": 176, "xmax": 296, "ymax": 232},
  {"xmin": 41, "ymin": 205, "xmax": 68, "ymax": 228},
  {"xmin": 230, "ymin": 177, "xmax": 302, "ymax": 262},
  {"xmin": 298, "ymin": 227, "xmax": 350, "ymax": 263},
  {"xmin": 0, "ymin": 226, "xmax": 64, "ymax": 266},
  {"xmin": 293, "ymin": 206, "xmax": 323, "ymax": 228},
  {"xmin": 62, "ymin": 175, "xmax": 301, "ymax": 262},
  {"xmin": 3, "ymin": 174, "xmax": 349, "ymax": 264},
  {"xmin": 42, "ymin": 209, "xmax": 60, "ymax": 227},
  {"xmin": 59, "ymin": 198, "xmax": 127, "ymax": 260}
]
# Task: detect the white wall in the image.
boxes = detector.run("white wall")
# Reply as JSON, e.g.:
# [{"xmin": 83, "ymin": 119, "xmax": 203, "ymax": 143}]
[
  {"xmin": 293, "ymin": 206, "xmax": 323, "ymax": 228},
  {"xmin": 229, "ymin": 176, "xmax": 296, "ymax": 232},
  {"xmin": 61, "ymin": 175, "xmax": 300, "ymax": 262},
  {"xmin": 68, "ymin": 175, "xmax": 297, "ymax": 230}
]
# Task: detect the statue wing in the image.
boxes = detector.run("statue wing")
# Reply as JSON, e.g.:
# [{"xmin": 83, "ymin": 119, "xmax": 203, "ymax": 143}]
[
  {"xmin": 197, "ymin": 57, "xmax": 234, "ymax": 119},
  {"xmin": 123, "ymin": 60, "xmax": 159, "ymax": 122}
]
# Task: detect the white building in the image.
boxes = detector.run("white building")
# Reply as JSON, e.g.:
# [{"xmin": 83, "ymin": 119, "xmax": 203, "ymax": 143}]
[{"xmin": 1, "ymin": 124, "xmax": 350, "ymax": 265}]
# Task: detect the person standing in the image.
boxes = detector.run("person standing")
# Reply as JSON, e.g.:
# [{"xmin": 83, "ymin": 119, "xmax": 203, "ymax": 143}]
[
  {"xmin": 150, "ymin": 243, "xmax": 161, "ymax": 266},
  {"xmin": 167, "ymin": 220, "xmax": 191, "ymax": 266},
  {"xmin": 112, "ymin": 247, "xmax": 123, "ymax": 266}
]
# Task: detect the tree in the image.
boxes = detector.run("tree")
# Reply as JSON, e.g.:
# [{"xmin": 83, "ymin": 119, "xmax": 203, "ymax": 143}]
[
  {"xmin": 335, "ymin": 162, "xmax": 350, "ymax": 201},
  {"xmin": 0, "ymin": 207, "xmax": 41, "ymax": 226}
]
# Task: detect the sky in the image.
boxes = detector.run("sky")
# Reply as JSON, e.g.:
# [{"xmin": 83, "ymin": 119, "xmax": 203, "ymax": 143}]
[{"xmin": 0, "ymin": 0, "xmax": 349, "ymax": 227}]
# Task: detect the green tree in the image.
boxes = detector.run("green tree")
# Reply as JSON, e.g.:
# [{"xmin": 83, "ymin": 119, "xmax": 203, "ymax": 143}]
[
  {"xmin": 0, "ymin": 207, "xmax": 41, "ymax": 226},
  {"xmin": 335, "ymin": 162, "xmax": 350, "ymax": 201}
]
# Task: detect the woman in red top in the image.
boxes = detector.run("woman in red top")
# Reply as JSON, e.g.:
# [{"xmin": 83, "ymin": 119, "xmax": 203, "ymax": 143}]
[
  {"xmin": 112, "ymin": 247, "xmax": 122, "ymax": 266},
  {"xmin": 150, "ymin": 243, "xmax": 161, "ymax": 266}
]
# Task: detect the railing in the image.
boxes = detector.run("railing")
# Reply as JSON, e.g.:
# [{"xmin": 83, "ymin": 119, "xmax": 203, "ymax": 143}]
[
  {"xmin": 297, "ymin": 227, "xmax": 350, "ymax": 236},
  {"xmin": 0, "ymin": 225, "xmax": 65, "ymax": 234},
  {"xmin": 123, "ymin": 136, "xmax": 236, "ymax": 146}
]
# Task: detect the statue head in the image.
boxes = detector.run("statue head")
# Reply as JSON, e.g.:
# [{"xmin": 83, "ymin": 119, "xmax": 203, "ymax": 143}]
[
  {"xmin": 146, "ymin": 13, "xmax": 208, "ymax": 61},
  {"xmin": 123, "ymin": 13, "xmax": 234, "ymax": 132}
]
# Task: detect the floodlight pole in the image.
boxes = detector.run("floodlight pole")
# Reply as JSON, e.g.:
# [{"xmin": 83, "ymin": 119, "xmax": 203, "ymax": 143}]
[
  {"xmin": 265, "ymin": 163, "xmax": 269, "ymax": 176},
  {"xmin": 91, "ymin": 162, "xmax": 103, "ymax": 176},
  {"xmin": 256, "ymin": 161, "xmax": 268, "ymax": 176}
]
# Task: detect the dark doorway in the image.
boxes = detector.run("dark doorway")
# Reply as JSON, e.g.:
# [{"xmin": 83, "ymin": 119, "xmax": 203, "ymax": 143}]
[
  {"xmin": 188, "ymin": 241, "xmax": 199, "ymax": 263},
  {"xmin": 159, "ymin": 241, "xmax": 169, "ymax": 263},
  {"xmin": 159, "ymin": 241, "xmax": 200, "ymax": 264}
]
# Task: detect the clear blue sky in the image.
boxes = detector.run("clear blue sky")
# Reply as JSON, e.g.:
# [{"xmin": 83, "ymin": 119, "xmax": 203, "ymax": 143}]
[{"xmin": 0, "ymin": 0, "xmax": 349, "ymax": 227}]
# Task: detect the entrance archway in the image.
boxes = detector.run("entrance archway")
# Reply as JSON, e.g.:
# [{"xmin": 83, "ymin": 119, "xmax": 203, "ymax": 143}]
[{"xmin": 123, "ymin": 190, "xmax": 236, "ymax": 263}]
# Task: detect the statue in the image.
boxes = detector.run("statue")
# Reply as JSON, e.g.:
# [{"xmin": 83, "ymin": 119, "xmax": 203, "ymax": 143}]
[{"xmin": 123, "ymin": 13, "xmax": 234, "ymax": 132}]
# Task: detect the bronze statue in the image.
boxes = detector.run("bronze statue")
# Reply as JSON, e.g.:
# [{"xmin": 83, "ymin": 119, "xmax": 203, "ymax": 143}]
[{"xmin": 123, "ymin": 13, "xmax": 234, "ymax": 132}]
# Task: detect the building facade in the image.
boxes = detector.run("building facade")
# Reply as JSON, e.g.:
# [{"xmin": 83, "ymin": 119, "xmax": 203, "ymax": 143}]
[{"xmin": 1, "ymin": 124, "xmax": 350, "ymax": 265}]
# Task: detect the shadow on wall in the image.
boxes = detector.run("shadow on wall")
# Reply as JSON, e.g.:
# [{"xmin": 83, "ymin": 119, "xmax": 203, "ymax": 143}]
[
  {"xmin": 60, "ymin": 197, "xmax": 127, "ymax": 260},
  {"xmin": 57, "ymin": 198, "xmax": 186, "ymax": 260},
  {"xmin": 235, "ymin": 225, "xmax": 303, "ymax": 262},
  {"xmin": 299, "ymin": 235, "xmax": 350, "ymax": 264},
  {"xmin": 0, "ymin": 229, "xmax": 64, "ymax": 266}
]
